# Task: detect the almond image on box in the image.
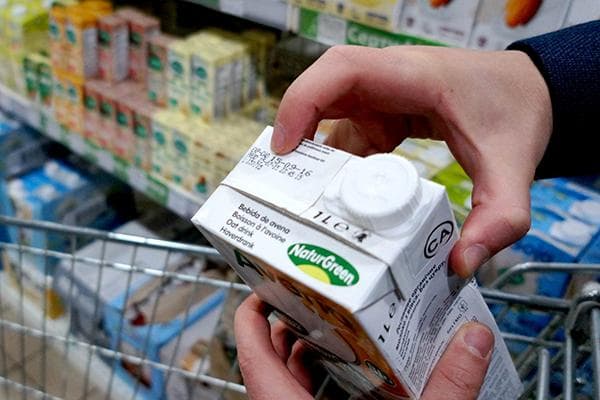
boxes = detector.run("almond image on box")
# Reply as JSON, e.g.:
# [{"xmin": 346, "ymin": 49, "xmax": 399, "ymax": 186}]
[{"xmin": 192, "ymin": 127, "xmax": 523, "ymax": 399}]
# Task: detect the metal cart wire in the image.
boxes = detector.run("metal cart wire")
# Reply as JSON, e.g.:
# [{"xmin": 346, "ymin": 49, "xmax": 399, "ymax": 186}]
[{"xmin": 0, "ymin": 215, "xmax": 599, "ymax": 400}]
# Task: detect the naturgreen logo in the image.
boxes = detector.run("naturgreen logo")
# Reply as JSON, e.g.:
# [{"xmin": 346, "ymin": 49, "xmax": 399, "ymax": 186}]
[{"xmin": 287, "ymin": 243, "xmax": 358, "ymax": 287}]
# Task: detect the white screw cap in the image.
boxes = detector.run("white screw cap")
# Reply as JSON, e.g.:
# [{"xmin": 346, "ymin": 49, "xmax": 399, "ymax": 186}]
[{"xmin": 339, "ymin": 154, "xmax": 422, "ymax": 231}]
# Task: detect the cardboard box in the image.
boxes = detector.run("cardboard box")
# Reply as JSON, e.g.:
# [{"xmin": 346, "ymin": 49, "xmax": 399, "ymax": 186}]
[
  {"xmin": 98, "ymin": 14, "xmax": 129, "ymax": 83},
  {"xmin": 469, "ymin": 0, "xmax": 570, "ymax": 50},
  {"xmin": 147, "ymin": 33, "xmax": 175, "ymax": 107},
  {"xmin": 399, "ymin": 0, "xmax": 479, "ymax": 46},
  {"xmin": 131, "ymin": 97, "xmax": 156, "ymax": 171},
  {"xmin": 193, "ymin": 126, "xmax": 522, "ymax": 399},
  {"xmin": 116, "ymin": 7, "xmax": 160, "ymax": 83},
  {"xmin": 0, "ymin": 120, "xmax": 49, "ymax": 180},
  {"xmin": 53, "ymin": 211, "xmax": 199, "ymax": 346},
  {"xmin": 167, "ymin": 40, "xmax": 193, "ymax": 115},
  {"xmin": 83, "ymin": 79, "xmax": 105, "ymax": 143}
]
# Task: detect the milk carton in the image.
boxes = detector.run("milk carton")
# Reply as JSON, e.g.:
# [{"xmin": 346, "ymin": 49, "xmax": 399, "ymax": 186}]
[{"xmin": 193, "ymin": 127, "xmax": 522, "ymax": 399}]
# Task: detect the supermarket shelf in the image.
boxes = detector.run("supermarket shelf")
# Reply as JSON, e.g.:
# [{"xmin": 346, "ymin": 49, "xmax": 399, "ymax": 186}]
[
  {"xmin": 0, "ymin": 84, "xmax": 204, "ymax": 220},
  {"xmin": 182, "ymin": 0, "xmax": 291, "ymax": 30}
]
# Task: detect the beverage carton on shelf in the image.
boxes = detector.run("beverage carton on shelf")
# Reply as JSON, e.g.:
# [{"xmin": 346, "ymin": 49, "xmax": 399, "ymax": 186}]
[
  {"xmin": 193, "ymin": 126, "xmax": 522, "ymax": 399},
  {"xmin": 468, "ymin": 0, "xmax": 570, "ymax": 50},
  {"xmin": 399, "ymin": 0, "xmax": 480, "ymax": 46}
]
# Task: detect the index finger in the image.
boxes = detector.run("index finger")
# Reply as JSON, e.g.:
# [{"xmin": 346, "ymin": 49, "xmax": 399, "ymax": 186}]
[{"xmin": 271, "ymin": 45, "xmax": 442, "ymax": 154}]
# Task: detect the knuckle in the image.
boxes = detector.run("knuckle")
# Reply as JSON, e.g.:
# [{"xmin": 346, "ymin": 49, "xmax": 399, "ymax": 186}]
[
  {"xmin": 322, "ymin": 45, "xmax": 355, "ymax": 63},
  {"xmin": 502, "ymin": 206, "xmax": 531, "ymax": 241}
]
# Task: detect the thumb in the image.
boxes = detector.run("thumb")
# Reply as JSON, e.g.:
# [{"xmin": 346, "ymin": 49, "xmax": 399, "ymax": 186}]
[
  {"xmin": 422, "ymin": 322, "xmax": 494, "ymax": 400},
  {"xmin": 450, "ymin": 164, "xmax": 532, "ymax": 278}
]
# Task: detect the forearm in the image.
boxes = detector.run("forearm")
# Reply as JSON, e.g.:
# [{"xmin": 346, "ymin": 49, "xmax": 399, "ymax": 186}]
[{"xmin": 508, "ymin": 21, "xmax": 600, "ymax": 178}]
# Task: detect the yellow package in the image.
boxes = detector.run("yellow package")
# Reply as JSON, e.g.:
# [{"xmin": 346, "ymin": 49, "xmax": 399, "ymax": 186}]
[
  {"xmin": 242, "ymin": 29, "xmax": 276, "ymax": 99},
  {"xmin": 188, "ymin": 40, "xmax": 231, "ymax": 122},
  {"xmin": 166, "ymin": 40, "xmax": 193, "ymax": 115},
  {"xmin": 52, "ymin": 69, "xmax": 68, "ymax": 127},
  {"xmin": 151, "ymin": 109, "xmax": 185, "ymax": 180},
  {"xmin": 49, "ymin": 5, "xmax": 68, "ymax": 71},
  {"xmin": 5, "ymin": 3, "xmax": 49, "ymax": 55},
  {"xmin": 63, "ymin": 72, "xmax": 85, "ymax": 134},
  {"xmin": 65, "ymin": 6, "xmax": 107, "ymax": 79},
  {"xmin": 187, "ymin": 119, "xmax": 213, "ymax": 195}
]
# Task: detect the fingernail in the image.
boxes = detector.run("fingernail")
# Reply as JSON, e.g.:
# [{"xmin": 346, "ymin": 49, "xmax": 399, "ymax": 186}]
[
  {"xmin": 462, "ymin": 244, "xmax": 490, "ymax": 275},
  {"xmin": 463, "ymin": 324, "xmax": 494, "ymax": 358},
  {"xmin": 272, "ymin": 123, "xmax": 286, "ymax": 153}
]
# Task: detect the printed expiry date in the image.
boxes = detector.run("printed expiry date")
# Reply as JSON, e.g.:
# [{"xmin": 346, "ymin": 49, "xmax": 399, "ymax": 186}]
[{"xmin": 243, "ymin": 147, "xmax": 313, "ymax": 180}]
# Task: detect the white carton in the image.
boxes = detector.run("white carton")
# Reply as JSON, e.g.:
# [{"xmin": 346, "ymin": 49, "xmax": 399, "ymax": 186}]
[
  {"xmin": 399, "ymin": 0, "xmax": 480, "ymax": 46},
  {"xmin": 192, "ymin": 127, "xmax": 522, "ymax": 399},
  {"xmin": 468, "ymin": 0, "xmax": 570, "ymax": 50}
]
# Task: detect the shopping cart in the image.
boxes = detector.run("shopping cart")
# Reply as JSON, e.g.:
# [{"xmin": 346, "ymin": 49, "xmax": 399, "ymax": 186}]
[{"xmin": 0, "ymin": 215, "xmax": 599, "ymax": 400}]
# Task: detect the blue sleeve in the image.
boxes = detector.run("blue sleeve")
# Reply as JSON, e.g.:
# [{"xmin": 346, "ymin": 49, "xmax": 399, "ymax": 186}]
[{"xmin": 507, "ymin": 21, "xmax": 600, "ymax": 178}]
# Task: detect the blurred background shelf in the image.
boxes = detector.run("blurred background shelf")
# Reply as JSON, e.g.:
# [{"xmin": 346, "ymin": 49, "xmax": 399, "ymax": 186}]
[{"xmin": 0, "ymin": 83, "xmax": 203, "ymax": 220}]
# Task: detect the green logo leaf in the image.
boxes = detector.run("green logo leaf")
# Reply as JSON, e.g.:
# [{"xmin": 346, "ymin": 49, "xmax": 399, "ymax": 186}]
[
  {"xmin": 117, "ymin": 112, "xmax": 128, "ymax": 126},
  {"xmin": 174, "ymin": 139, "xmax": 187, "ymax": 154},
  {"xmin": 85, "ymin": 96, "xmax": 97, "ymax": 110},
  {"xmin": 154, "ymin": 131, "xmax": 165, "ymax": 145},
  {"xmin": 195, "ymin": 67, "xmax": 207, "ymax": 79},
  {"xmin": 148, "ymin": 55, "xmax": 162, "ymax": 71},
  {"xmin": 171, "ymin": 61, "xmax": 183, "ymax": 75},
  {"xmin": 135, "ymin": 124, "xmax": 147, "ymax": 138},
  {"xmin": 287, "ymin": 244, "xmax": 359, "ymax": 287},
  {"xmin": 66, "ymin": 28, "xmax": 76, "ymax": 44},
  {"xmin": 130, "ymin": 32, "xmax": 142, "ymax": 47},
  {"xmin": 99, "ymin": 30, "xmax": 111, "ymax": 46}
]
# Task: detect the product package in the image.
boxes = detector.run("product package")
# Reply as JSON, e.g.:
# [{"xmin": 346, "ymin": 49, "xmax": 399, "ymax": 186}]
[
  {"xmin": 147, "ymin": 33, "xmax": 175, "ymax": 107},
  {"xmin": 399, "ymin": 0, "xmax": 479, "ymax": 46},
  {"xmin": 468, "ymin": 0, "xmax": 570, "ymax": 50},
  {"xmin": 193, "ymin": 126, "xmax": 522, "ymax": 399},
  {"xmin": 98, "ymin": 14, "xmax": 129, "ymax": 83},
  {"xmin": 116, "ymin": 7, "xmax": 160, "ymax": 83}
]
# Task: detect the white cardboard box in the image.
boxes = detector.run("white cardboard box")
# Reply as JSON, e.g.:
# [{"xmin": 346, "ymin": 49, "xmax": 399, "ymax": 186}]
[{"xmin": 193, "ymin": 127, "xmax": 522, "ymax": 399}]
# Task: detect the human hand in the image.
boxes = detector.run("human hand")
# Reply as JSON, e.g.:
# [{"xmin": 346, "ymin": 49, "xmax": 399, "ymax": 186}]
[
  {"xmin": 235, "ymin": 294, "xmax": 494, "ymax": 400},
  {"xmin": 271, "ymin": 45, "xmax": 553, "ymax": 277}
]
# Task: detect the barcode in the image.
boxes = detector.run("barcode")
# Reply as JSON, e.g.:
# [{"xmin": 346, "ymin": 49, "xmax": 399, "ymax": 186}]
[{"xmin": 243, "ymin": 147, "xmax": 313, "ymax": 181}]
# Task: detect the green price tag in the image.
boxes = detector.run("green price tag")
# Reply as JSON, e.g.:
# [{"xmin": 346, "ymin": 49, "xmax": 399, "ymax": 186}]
[
  {"xmin": 146, "ymin": 177, "xmax": 169, "ymax": 206},
  {"xmin": 113, "ymin": 157, "xmax": 129, "ymax": 182},
  {"xmin": 83, "ymin": 141, "xmax": 98, "ymax": 164}
]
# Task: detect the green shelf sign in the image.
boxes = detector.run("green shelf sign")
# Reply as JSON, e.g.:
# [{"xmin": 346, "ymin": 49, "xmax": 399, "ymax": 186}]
[
  {"xmin": 146, "ymin": 177, "xmax": 169, "ymax": 206},
  {"xmin": 298, "ymin": 8, "xmax": 443, "ymax": 48}
]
